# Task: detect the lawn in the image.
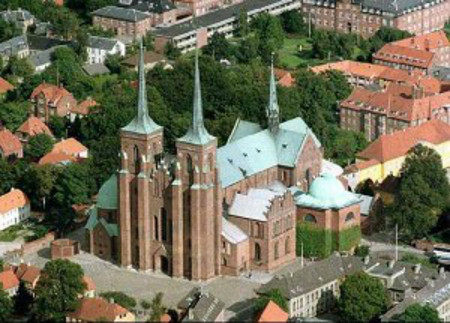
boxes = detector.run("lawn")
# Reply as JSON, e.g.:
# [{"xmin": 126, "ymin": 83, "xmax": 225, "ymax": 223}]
[
  {"xmin": 278, "ymin": 35, "xmax": 329, "ymax": 70},
  {"xmin": 0, "ymin": 223, "xmax": 26, "ymax": 242}
]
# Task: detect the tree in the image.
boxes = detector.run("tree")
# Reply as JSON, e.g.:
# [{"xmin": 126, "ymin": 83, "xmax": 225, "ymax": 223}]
[
  {"xmin": 236, "ymin": 7, "xmax": 249, "ymax": 37},
  {"xmin": 202, "ymin": 33, "xmax": 234, "ymax": 61},
  {"xmin": 164, "ymin": 42, "xmax": 181, "ymax": 60},
  {"xmin": 368, "ymin": 27, "xmax": 412, "ymax": 52},
  {"xmin": 354, "ymin": 245, "xmax": 370, "ymax": 257},
  {"xmin": 13, "ymin": 281, "xmax": 34, "ymax": 315},
  {"xmin": 21, "ymin": 164, "xmax": 59, "ymax": 211},
  {"xmin": 149, "ymin": 292, "xmax": 166, "ymax": 322},
  {"xmin": 0, "ymin": 159, "xmax": 16, "ymax": 195},
  {"xmin": 391, "ymin": 144, "xmax": 450, "ymax": 240},
  {"xmin": 254, "ymin": 289, "xmax": 288, "ymax": 315},
  {"xmin": 0, "ymin": 287, "xmax": 13, "ymax": 322},
  {"xmin": 6, "ymin": 55, "xmax": 34, "ymax": 80},
  {"xmin": 251, "ymin": 13, "xmax": 285, "ymax": 62},
  {"xmin": 105, "ymin": 54, "xmax": 122, "ymax": 74},
  {"xmin": 325, "ymin": 128, "xmax": 368, "ymax": 167},
  {"xmin": 0, "ymin": 20, "xmax": 21, "ymax": 43},
  {"xmin": 338, "ymin": 272, "xmax": 390, "ymax": 322},
  {"xmin": 0, "ymin": 101, "xmax": 29, "ymax": 131},
  {"xmin": 280, "ymin": 10, "xmax": 307, "ymax": 35},
  {"xmin": 32, "ymin": 259, "xmax": 85, "ymax": 322},
  {"xmin": 395, "ymin": 304, "xmax": 440, "ymax": 323},
  {"xmin": 48, "ymin": 115, "xmax": 67, "ymax": 139},
  {"xmin": 99, "ymin": 291, "xmax": 136, "ymax": 311},
  {"xmin": 25, "ymin": 133, "xmax": 54, "ymax": 161}
]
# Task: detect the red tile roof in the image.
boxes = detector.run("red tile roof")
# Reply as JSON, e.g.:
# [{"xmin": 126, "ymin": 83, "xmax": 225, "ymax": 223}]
[
  {"xmin": 67, "ymin": 297, "xmax": 130, "ymax": 322},
  {"xmin": 71, "ymin": 99, "xmax": 97, "ymax": 116},
  {"xmin": 0, "ymin": 129, "xmax": 22, "ymax": 156},
  {"xmin": 0, "ymin": 77, "xmax": 14, "ymax": 94},
  {"xmin": 17, "ymin": 116, "xmax": 53, "ymax": 137},
  {"xmin": 52, "ymin": 138, "xmax": 87, "ymax": 157},
  {"xmin": 357, "ymin": 120, "xmax": 450, "ymax": 163},
  {"xmin": 20, "ymin": 266, "xmax": 41, "ymax": 285},
  {"xmin": 257, "ymin": 301, "xmax": 289, "ymax": 323},
  {"xmin": 38, "ymin": 152, "xmax": 77, "ymax": 165},
  {"xmin": 392, "ymin": 31, "xmax": 450, "ymax": 52},
  {"xmin": 0, "ymin": 269, "xmax": 20, "ymax": 290},
  {"xmin": 373, "ymin": 43, "xmax": 434, "ymax": 69},
  {"xmin": 274, "ymin": 68, "xmax": 295, "ymax": 87},
  {"xmin": 30, "ymin": 83, "xmax": 73, "ymax": 104},
  {"xmin": 83, "ymin": 276, "xmax": 96, "ymax": 292},
  {"xmin": 0, "ymin": 189, "xmax": 29, "ymax": 214}
]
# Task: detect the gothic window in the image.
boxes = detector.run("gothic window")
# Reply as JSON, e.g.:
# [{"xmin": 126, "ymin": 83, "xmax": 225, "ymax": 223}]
[
  {"xmin": 254, "ymin": 243, "xmax": 261, "ymax": 261},
  {"xmin": 161, "ymin": 208, "xmax": 167, "ymax": 241},
  {"xmin": 208, "ymin": 153, "xmax": 214, "ymax": 172},
  {"xmin": 285, "ymin": 236, "xmax": 291, "ymax": 254},
  {"xmin": 222, "ymin": 257, "xmax": 227, "ymax": 266},
  {"xmin": 304, "ymin": 214, "xmax": 317, "ymax": 223},
  {"xmin": 187, "ymin": 154, "xmax": 194, "ymax": 185},
  {"xmin": 345, "ymin": 212, "xmax": 355, "ymax": 222},
  {"xmin": 274, "ymin": 242, "xmax": 279, "ymax": 260},
  {"xmin": 133, "ymin": 145, "xmax": 140, "ymax": 174},
  {"xmin": 154, "ymin": 216, "xmax": 159, "ymax": 241}
]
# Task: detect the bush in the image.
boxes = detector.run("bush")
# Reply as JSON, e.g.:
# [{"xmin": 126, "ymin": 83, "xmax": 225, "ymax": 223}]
[
  {"xmin": 354, "ymin": 245, "xmax": 370, "ymax": 257},
  {"xmin": 296, "ymin": 223, "xmax": 332, "ymax": 258},
  {"xmin": 140, "ymin": 300, "xmax": 151, "ymax": 310},
  {"xmin": 99, "ymin": 291, "xmax": 136, "ymax": 310}
]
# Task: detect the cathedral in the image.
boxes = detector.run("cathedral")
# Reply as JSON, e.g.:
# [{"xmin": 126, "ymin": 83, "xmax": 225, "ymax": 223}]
[{"xmin": 85, "ymin": 43, "xmax": 325, "ymax": 280}]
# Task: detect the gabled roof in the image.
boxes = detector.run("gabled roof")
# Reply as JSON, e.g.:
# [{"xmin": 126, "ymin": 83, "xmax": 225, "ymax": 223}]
[
  {"xmin": 0, "ymin": 269, "xmax": 20, "ymax": 290},
  {"xmin": 68, "ymin": 297, "xmax": 130, "ymax": 322},
  {"xmin": 71, "ymin": 99, "xmax": 97, "ymax": 115},
  {"xmin": 92, "ymin": 6, "xmax": 151, "ymax": 22},
  {"xmin": 0, "ymin": 77, "xmax": 14, "ymax": 94},
  {"xmin": 87, "ymin": 36, "xmax": 121, "ymax": 51},
  {"xmin": 30, "ymin": 83, "xmax": 73, "ymax": 104},
  {"xmin": 392, "ymin": 31, "xmax": 450, "ymax": 51},
  {"xmin": 257, "ymin": 300, "xmax": 289, "ymax": 323},
  {"xmin": 0, "ymin": 189, "xmax": 29, "ymax": 214},
  {"xmin": 17, "ymin": 116, "xmax": 53, "ymax": 137},
  {"xmin": 0, "ymin": 129, "xmax": 22, "ymax": 156},
  {"xmin": 357, "ymin": 120, "xmax": 450, "ymax": 163},
  {"xmin": 178, "ymin": 287, "xmax": 225, "ymax": 322},
  {"xmin": 16, "ymin": 264, "xmax": 41, "ymax": 285},
  {"xmin": 373, "ymin": 43, "xmax": 434, "ymax": 69},
  {"xmin": 217, "ymin": 117, "xmax": 320, "ymax": 188},
  {"xmin": 222, "ymin": 217, "xmax": 248, "ymax": 244},
  {"xmin": 38, "ymin": 152, "xmax": 77, "ymax": 166},
  {"xmin": 52, "ymin": 138, "xmax": 87, "ymax": 156}
]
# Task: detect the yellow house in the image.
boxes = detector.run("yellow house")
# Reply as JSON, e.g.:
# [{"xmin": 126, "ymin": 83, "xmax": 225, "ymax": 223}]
[{"xmin": 345, "ymin": 120, "xmax": 450, "ymax": 189}]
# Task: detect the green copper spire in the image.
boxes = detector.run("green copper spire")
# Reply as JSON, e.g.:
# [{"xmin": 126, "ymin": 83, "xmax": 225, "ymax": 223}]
[
  {"xmin": 122, "ymin": 40, "xmax": 162, "ymax": 135},
  {"xmin": 267, "ymin": 55, "xmax": 279, "ymax": 134},
  {"xmin": 178, "ymin": 49, "xmax": 215, "ymax": 145}
]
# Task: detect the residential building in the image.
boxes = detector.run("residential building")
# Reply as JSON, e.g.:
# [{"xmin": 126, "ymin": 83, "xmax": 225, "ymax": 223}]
[
  {"xmin": 92, "ymin": 6, "xmax": 153, "ymax": 38},
  {"xmin": 85, "ymin": 44, "xmax": 323, "ymax": 279},
  {"xmin": 257, "ymin": 254, "xmax": 367, "ymax": 318},
  {"xmin": 16, "ymin": 116, "xmax": 54, "ymax": 142},
  {"xmin": 87, "ymin": 36, "xmax": 126, "ymax": 64},
  {"xmin": 154, "ymin": 0, "xmax": 300, "ymax": 53},
  {"xmin": 117, "ymin": 0, "xmax": 177, "ymax": 26},
  {"xmin": 69, "ymin": 99, "xmax": 98, "ymax": 122},
  {"xmin": 66, "ymin": 297, "xmax": 135, "ymax": 322},
  {"xmin": 0, "ymin": 77, "xmax": 14, "ymax": 98},
  {"xmin": 28, "ymin": 45, "xmax": 65, "ymax": 73},
  {"xmin": 339, "ymin": 86, "xmax": 450, "ymax": 141},
  {"xmin": 13, "ymin": 263, "xmax": 41, "ymax": 290},
  {"xmin": 311, "ymin": 60, "xmax": 444, "ymax": 94},
  {"xmin": 122, "ymin": 51, "xmax": 168, "ymax": 71},
  {"xmin": 177, "ymin": 287, "xmax": 225, "ymax": 322},
  {"xmin": 293, "ymin": 173, "xmax": 362, "ymax": 253},
  {"xmin": 38, "ymin": 152, "xmax": 77, "ymax": 166},
  {"xmin": 381, "ymin": 272, "xmax": 450, "ymax": 322},
  {"xmin": 0, "ymin": 8, "xmax": 35, "ymax": 33},
  {"xmin": 0, "ymin": 189, "xmax": 30, "ymax": 231},
  {"xmin": 345, "ymin": 120, "xmax": 450, "ymax": 186},
  {"xmin": 0, "ymin": 35, "xmax": 29, "ymax": 62},
  {"xmin": 256, "ymin": 300, "xmax": 289, "ymax": 322},
  {"xmin": 0, "ymin": 269, "xmax": 20, "ymax": 296},
  {"xmin": 39, "ymin": 138, "xmax": 88, "ymax": 166},
  {"xmin": 0, "ymin": 128, "xmax": 23, "ymax": 159},
  {"xmin": 389, "ymin": 31, "xmax": 450, "ymax": 68},
  {"xmin": 301, "ymin": 0, "xmax": 450, "ymax": 38},
  {"xmin": 30, "ymin": 83, "xmax": 77, "ymax": 123}
]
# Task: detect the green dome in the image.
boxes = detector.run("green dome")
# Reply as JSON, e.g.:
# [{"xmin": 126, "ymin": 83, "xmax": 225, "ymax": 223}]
[{"xmin": 97, "ymin": 174, "xmax": 118, "ymax": 210}]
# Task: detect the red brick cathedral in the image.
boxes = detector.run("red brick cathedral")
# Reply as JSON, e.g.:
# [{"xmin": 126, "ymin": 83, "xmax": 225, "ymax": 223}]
[{"xmin": 86, "ymin": 44, "xmax": 325, "ymax": 280}]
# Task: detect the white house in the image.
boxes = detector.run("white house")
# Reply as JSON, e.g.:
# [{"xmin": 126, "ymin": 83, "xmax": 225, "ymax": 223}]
[
  {"xmin": 87, "ymin": 36, "xmax": 126, "ymax": 64},
  {"xmin": 0, "ymin": 189, "xmax": 30, "ymax": 231}
]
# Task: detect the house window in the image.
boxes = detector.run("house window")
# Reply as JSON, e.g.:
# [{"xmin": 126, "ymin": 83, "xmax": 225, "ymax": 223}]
[
  {"xmin": 345, "ymin": 212, "xmax": 355, "ymax": 222},
  {"xmin": 304, "ymin": 214, "xmax": 317, "ymax": 223}
]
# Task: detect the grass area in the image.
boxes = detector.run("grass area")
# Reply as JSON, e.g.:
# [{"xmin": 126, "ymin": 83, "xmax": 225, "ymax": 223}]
[
  {"xmin": 278, "ymin": 35, "xmax": 330, "ymax": 69},
  {"xmin": 401, "ymin": 252, "xmax": 437, "ymax": 269},
  {"xmin": 0, "ymin": 223, "xmax": 25, "ymax": 242}
]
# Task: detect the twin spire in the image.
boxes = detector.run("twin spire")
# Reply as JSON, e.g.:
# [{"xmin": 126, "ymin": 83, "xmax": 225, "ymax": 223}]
[{"xmin": 124, "ymin": 41, "xmax": 280, "ymax": 140}]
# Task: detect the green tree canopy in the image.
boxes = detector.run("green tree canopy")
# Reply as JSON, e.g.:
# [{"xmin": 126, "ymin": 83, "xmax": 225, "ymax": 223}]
[
  {"xmin": 13, "ymin": 281, "xmax": 34, "ymax": 315},
  {"xmin": 0, "ymin": 20, "xmax": 21, "ymax": 43},
  {"xmin": 338, "ymin": 272, "xmax": 390, "ymax": 322},
  {"xmin": 0, "ymin": 286, "xmax": 13, "ymax": 323},
  {"xmin": 203, "ymin": 33, "xmax": 234, "ymax": 61},
  {"xmin": 25, "ymin": 133, "xmax": 54, "ymax": 161},
  {"xmin": 395, "ymin": 303, "xmax": 440, "ymax": 323},
  {"xmin": 99, "ymin": 291, "xmax": 136, "ymax": 311},
  {"xmin": 280, "ymin": 10, "xmax": 307, "ymax": 35},
  {"xmin": 0, "ymin": 101, "xmax": 29, "ymax": 131},
  {"xmin": 32, "ymin": 259, "xmax": 85, "ymax": 322},
  {"xmin": 391, "ymin": 144, "xmax": 450, "ymax": 241},
  {"xmin": 148, "ymin": 292, "xmax": 166, "ymax": 322}
]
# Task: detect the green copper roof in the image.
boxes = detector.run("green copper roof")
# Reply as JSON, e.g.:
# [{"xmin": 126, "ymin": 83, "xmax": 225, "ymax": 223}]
[
  {"xmin": 122, "ymin": 40, "xmax": 162, "ymax": 135},
  {"xmin": 85, "ymin": 208, "xmax": 98, "ymax": 230},
  {"xmin": 294, "ymin": 173, "xmax": 361, "ymax": 210},
  {"xmin": 217, "ymin": 117, "xmax": 321, "ymax": 188},
  {"xmin": 267, "ymin": 58, "xmax": 279, "ymax": 134},
  {"xmin": 177, "ymin": 50, "xmax": 215, "ymax": 145},
  {"xmin": 97, "ymin": 174, "xmax": 118, "ymax": 210},
  {"xmin": 227, "ymin": 119, "xmax": 262, "ymax": 144},
  {"xmin": 84, "ymin": 209, "xmax": 118, "ymax": 237}
]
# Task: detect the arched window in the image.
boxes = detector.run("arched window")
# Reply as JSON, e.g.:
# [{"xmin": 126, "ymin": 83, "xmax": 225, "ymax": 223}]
[
  {"xmin": 208, "ymin": 153, "xmax": 214, "ymax": 171},
  {"xmin": 274, "ymin": 242, "xmax": 279, "ymax": 260},
  {"xmin": 222, "ymin": 257, "xmax": 227, "ymax": 266},
  {"xmin": 187, "ymin": 154, "xmax": 194, "ymax": 185},
  {"xmin": 345, "ymin": 212, "xmax": 355, "ymax": 222},
  {"xmin": 154, "ymin": 216, "xmax": 159, "ymax": 240},
  {"xmin": 304, "ymin": 214, "xmax": 317, "ymax": 223},
  {"xmin": 133, "ymin": 145, "xmax": 140, "ymax": 174},
  {"xmin": 254, "ymin": 243, "xmax": 261, "ymax": 261},
  {"xmin": 285, "ymin": 236, "xmax": 291, "ymax": 254}
]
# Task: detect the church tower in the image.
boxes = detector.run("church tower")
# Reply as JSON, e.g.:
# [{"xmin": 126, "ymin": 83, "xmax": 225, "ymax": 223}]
[
  {"xmin": 118, "ymin": 41, "xmax": 164, "ymax": 269},
  {"xmin": 174, "ymin": 50, "xmax": 222, "ymax": 280},
  {"xmin": 267, "ymin": 57, "xmax": 280, "ymax": 133}
]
